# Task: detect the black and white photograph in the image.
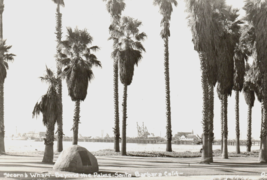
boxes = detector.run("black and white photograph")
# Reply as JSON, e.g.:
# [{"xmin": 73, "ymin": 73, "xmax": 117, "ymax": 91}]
[{"xmin": 1, "ymin": 0, "xmax": 267, "ymax": 179}]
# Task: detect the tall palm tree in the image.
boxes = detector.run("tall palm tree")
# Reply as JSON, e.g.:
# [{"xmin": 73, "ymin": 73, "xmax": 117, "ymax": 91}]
[
  {"xmin": 0, "ymin": 40, "xmax": 15, "ymax": 154},
  {"xmin": 218, "ymin": 93, "xmax": 223, "ymax": 152},
  {"xmin": 208, "ymin": 83, "xmax": 214, "ymax": 161},
  {"xmin": 103, "ymin": 0, "xmax": 125, "ymax": 152},
  {"xmin": 33, "ymin": 67, "xmax": 60, "ymax": 163},
  {"xmin": 109, "ymin": 16, "xmax": 146, "ymax": 156},
  {"xmin": 233, "ymin": 23, "xmax": 254, "ymax": 154},
  {"xmin": 244, "ymin": 60, "xmax": 264, "ymax": 152},
  {"xmin": 244, "ymin": 0, "xmax": 267, "ymax": 163},
  {"xmin": 59, "ymin": 28, "xmax": 101, "ymax": 145},
  {"xmin": 0, "ymin": 0, "xmax": 3, "ymax": 41},
  {"xmin": 217, "ymin": 5, "xmax": 241, "ymax": 159},
  {"xmin": 243, "ymin": 68, "xmax": 255, "ymax": 152},
  {"xmin": 103, "ymin": 0, "xmax": 125, "ymax": 24},
  {"xmin": 186, "ymin": 0, "xmax": 225, "ymax": 163},
  {"xmin": 233, "ymin": 52, "xmax": 245, "ymax": 154},
  {"xmin": 207, "ymin": 1, "xmax": 238, "ymax": 162},
  {"xmin": 0, "ymin": 0, "xmax": 4, "ymax": 154},
  {"xmin": 153, "ymin": 0, "xmax": 177, "ymax": 152},
  {"xmin": 52, "ymin": 0, "xmax": 64, "ymax": 153}
]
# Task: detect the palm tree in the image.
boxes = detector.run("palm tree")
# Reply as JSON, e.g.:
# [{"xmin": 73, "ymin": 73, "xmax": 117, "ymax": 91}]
[
  {"xmin": 0, "ymin": 40, "xmax": 15, "ymax": 154},
  {"xmin": 103, "ymin": 0, "xmax": 125, "ymax": 24},
  {"xmin": 233, "ymin": 23, "xmax": 254, "ymax": 154},
  {"xmin": 109, "ymin": 16, "xmax": 146, "ymax": 155},
  {"xmin": 207, "ymin": 1, "xmax": 239, "ymax": 162},
  {"xmin": 233, "ymin": 51, "xmax": 245, "ymax": 154},
  {"xmin": 217, "ymin": 5, "xmax": 241, "ymax": 159},
  {"xmin": 0, "ymin": 0, "xmax": 3, "ymax": 41},
  {"xmin": 0, "ymin": 0, "xmax": 4, "ymax": 154},
  {"xmin": 244, "ymin": 0, "xmax": 267, "ymax": 163},
  {"xmin": 52, "ymin": 0, "xmax": 64, "ymax": 153},
  {"xmin": 186, "ymin": 0, "xmax": 225, "ymax": 163},
  {"xmin": 153, "ymin": 0, "xmax": 177, "ymax": 152},
  {"xmin": 244, "ymin": 60, "xmax": 264, "ymax": 152},
  {"xmin": 243, "ymin": 65, "xmax": 255, "ymax": 152},
  {"xmin": 59, "ymin": 28, "xmax": 101, "ymax": 145},
  {"xmin": 103, "ymin": 0, "xmax": 125, "ymax": 152},
  {"xmin": 33, "ymin": 67, "xmax": 60, "ymax": 163},
  {"xmin": 216, "ymin": 92, "xmax": 224, "ymax": 152}
]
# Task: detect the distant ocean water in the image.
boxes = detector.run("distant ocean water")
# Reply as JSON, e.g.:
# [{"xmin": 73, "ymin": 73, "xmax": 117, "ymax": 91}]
[{"xmin": 5, "ymin": 139, "xmax": 260, "ymax": 153}]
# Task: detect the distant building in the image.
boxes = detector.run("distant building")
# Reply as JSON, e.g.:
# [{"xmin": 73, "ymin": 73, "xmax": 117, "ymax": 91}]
[
  {"xmin": 174, "ymin": 130, "xmax": 199, "ymax": 142},
  {"xmin": 26, "ymin": 131, "xmax": 45, "ymax": 139},
  {"xmin": 39, "ymin": 132, "xmax": 46, "ymax": 139}
]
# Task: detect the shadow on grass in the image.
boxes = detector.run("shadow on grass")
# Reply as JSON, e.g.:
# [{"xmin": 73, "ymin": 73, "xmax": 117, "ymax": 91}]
[
  {"xmin": 99, "ymin": 162, "xmax": 176, "ymax": 168},
  {"xmin": 1, "ymin": 153, "xmax": 38, "ymax": 157},
  {"xmin": 211, "ymin": 167, "xmax": 261, "ymax": 175},
  {"xmin": 211, "ymin": 162, "xmax": 267, "ymax": 168},
  {"xmin": 0, "ymin": 164, "xmax": 53, "ymax": 169}
]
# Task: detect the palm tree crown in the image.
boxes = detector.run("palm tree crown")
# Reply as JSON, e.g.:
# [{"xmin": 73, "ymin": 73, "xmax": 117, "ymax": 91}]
[
  {"xmin": 244, "ymin": 63, "xmax": 256, "ymax": 107},
  {"xmin": 0, "ymin": 40, "xmax": 15, "ymax": 83},
  {"xmin": 59, "ymin": 28, "xmax": 101, "ymax": 101},
  {"xmin": 109, "ymin": 16, "xmax": 146, "ymax": 85},
  {"xmin": 103, "ymin": 0, "xmax": 125, "ymax": 20},
  {"xmin": 244, "ymin": 0, "xmax": 267, "ymax": 73},
  {"xmin": 52, "ymin": 0, "xmax": 64, "ymax": 6},
  {"xmin": 32, "ymin": 67, "xmax": 60, "ymax": 126},
  {"xmin": 154, "ymin": 0, "xmax": 177, "ymax": 38},
  {"xmin": 216, "ymin": 6, "xmax": 242, "ymax": 96}
]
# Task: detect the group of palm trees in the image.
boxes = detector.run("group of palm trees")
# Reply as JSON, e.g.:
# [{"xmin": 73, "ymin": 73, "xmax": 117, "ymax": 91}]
[
  {"xmin": 187, "ymin": 0, "xmax": 267, "ymax": 163},
  {"xmin": 0, "ymin": 0, "xmax": 267, "ymax": 164}
]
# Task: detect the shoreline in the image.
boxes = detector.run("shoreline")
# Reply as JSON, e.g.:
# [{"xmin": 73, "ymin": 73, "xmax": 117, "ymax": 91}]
[{"xmin": 3, "ymin": 148, "xmax": 261, "ymax": 158}]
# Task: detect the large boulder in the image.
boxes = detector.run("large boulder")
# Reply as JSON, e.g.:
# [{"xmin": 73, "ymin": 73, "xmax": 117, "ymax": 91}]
[{"xmin": 53, "ymin": 145, "xmax": 98, "ymax": 173}]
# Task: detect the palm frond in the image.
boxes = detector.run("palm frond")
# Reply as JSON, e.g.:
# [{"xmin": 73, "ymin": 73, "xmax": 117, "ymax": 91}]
[
  {"xmin": 88, "ymin": 54, "xmax": 102, "ymax": 68},
  {"xmin": 89, "ymin": 46, "xmax": 100, "ymax": 52},
  {"xmin": 3, "ymin": 61, "xmax": 8, "ymax": 70},
  {"xmin": 4, "ymin": 53, "xmax": 15, "ymax": 62},
  {"xmin": 58, "ymin": 58, "xmax": 71, "ymax": 66},
  {"xmin": 32, "ymin": 100, "xmax": 43, "ymax": 119},
  {"xmin": 135, "ymin": 32, "xmax": 147, "ymax": 41},
  {"xmin": 132, "ymin": 42, "xmax": 146, "ymax": 52}
]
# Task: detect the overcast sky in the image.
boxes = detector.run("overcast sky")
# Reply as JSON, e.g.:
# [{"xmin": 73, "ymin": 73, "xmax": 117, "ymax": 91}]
[{"xmin": 3, "ymin": 0, "xmax": 260, "ymax": 140}]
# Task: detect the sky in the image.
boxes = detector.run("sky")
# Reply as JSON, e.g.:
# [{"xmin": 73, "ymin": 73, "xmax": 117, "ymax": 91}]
[{"xmin": 3, "ymin": 0, "xmax": 261, "ymax": 140}]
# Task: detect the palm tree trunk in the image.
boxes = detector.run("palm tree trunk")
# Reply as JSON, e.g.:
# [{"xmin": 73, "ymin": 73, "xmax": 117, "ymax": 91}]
[
  {"xmin": 235, "ymin": 90, "xmax": 240, "ymax": 154},
  {"xmin": 164, "ymin": 37, "xmax": 172, "ymax": 152},
  {"xmin": 56, "ymin": 3, "xmax": 63, "ymax": 153},
  {"xmin": 260, "ymin": 103, "xmax": 264, "ymax": 150},
  {"xmin": 199, "ymin": 53, "xmax": 209, "ymax": 164},
  {"xmin": 0, "ymin": 0, "xmax": 4, "ymax": 155},
  {"xmin": 121, "ymin": 84, "xmax": 127, "ymax": 156},
  {"xmin": 0, "ymin": 0, "xmax": 3, "ymax": 40},
  {"xmin": 221, "ymin": 98, "xmax": 223, "ymax": 153},
  {"xmin": 42, "ymin": 121, "xmax": 55, "ymax": 163},
  {"xmin": 73, "ymin": 100, "xmax": 80, "ymax": 145},
  {"xmin": 208, "ymin": 84, "xmax": 213, "ymax": 162},
  {"xmin": 222, "ymin": 94, "xmax": 228, "ymax": 159},
  {"xmin": 247, "ymin": 104, "xmax": 252, "ymax": 152},
  {"xmin": 0, "ymin": 83, "xmax": 4, "ymax": 154},
  {"xmin": 259, "ymin": 72, "xmax": 267, "ymax": 163},
  {"xmin": 113, "ymin": 60, "xmax": 120, "ymax": 152}
]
